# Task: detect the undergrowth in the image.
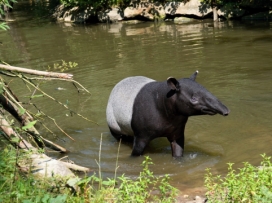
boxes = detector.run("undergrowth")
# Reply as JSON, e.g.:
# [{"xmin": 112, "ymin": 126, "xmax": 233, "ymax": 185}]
[
  {"xmin": 205, "ymin": 154, "xmax": 272, "ymax": 203},
  {"xmin": 0, "ymin": 145, "xmax": 178, "ymax": 203}
]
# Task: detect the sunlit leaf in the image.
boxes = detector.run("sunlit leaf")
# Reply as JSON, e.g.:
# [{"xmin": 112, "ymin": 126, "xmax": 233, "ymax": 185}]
[
  {"xmin": 11, "ymin": 137, "xmax": 20, "ymax": 143},
  {"xmin": 19, "ymin": 108, "xmax": 26, "ymax": 116},
  {"xmin": 22, "ymin": 120, "xmax": 37, "ymax": 130}
]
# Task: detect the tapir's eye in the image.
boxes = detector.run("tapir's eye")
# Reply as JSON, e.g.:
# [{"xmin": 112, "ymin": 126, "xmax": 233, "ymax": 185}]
[{"xmin": 190, "ymin": 96, "xmax": 198, "ymax": 104}]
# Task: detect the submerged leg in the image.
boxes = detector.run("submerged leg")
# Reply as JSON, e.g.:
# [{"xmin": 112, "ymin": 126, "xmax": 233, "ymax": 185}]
[
  {"xmin": 168, "ymin": 136, "xmax": 184, "ymax": 157},
  {"xmin": 131, "ymin": 137, "xmax": 150, "ymax": 156}
]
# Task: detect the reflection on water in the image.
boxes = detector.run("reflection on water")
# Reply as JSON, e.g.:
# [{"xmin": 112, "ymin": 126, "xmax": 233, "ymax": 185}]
[{"xmin": 1, "ymin": 7, "xmax": 272, "ymax": 191}]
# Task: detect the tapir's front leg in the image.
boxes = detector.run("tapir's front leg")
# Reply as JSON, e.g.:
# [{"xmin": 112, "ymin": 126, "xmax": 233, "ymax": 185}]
[
  {"xmin": 167, "ymin": 123, "xmax": 186, "ymax": 157},
  {"xmin": 167, "ymin": 124, "xmax": 185, "ymax": 157},
  {"xmin": 169, "ymin": 136, "xmax": 184, "ymax": 157}
]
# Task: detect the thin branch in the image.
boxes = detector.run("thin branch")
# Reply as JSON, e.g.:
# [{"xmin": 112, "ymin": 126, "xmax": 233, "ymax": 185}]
[
  {"xmin": 0, "ymin": 63, "xmax": 73, "ymax": 79},
  {"xmin": 0, "ymin": 71, "xmax": 91, "ymax": 94},
  {"xmin": 26, "ymin": 77, "xmax": 91, "ymax": 94},
  {"xmin": 30, "ymin": 103, "xmax": 75, "ymax": 141},
  {"xmin": 41, "ymin": 137, "xmax": 69, "ymax": 153},
  {"xmin": 18, "ymin": 74, "xmax": 97, "ymax": 125},
  {"xmin": 60, "ymin": 161, "xmax": 91, "ymax": 173},
  {"xmin": 0, "ymin": 88, "xmax": 69, "ymax": 152},
  {"xmin": 3, "ymin": 85, "xmax": 33, "ymax": 119}
]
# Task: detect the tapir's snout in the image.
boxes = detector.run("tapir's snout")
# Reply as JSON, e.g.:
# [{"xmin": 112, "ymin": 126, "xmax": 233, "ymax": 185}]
[
  {"xmin": 202, "ymin": 100, "xmax": 230, "ymax": 116},
  {"xmin": 220, "ymin": 106, "xmax": 230, "ymax": 116},
  {"xmin": 223, "ymin": 110, "xmax": 230, "ymax": 116}
]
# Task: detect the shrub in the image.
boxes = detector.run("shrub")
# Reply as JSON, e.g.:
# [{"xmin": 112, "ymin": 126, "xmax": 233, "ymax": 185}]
[
  {"xmin": 205, "ymin": 154, "xmax": 272, "ymax": 203},
  {"xmin": 0, "ymin": 146, "xmax": 178, "ymax": 202}
]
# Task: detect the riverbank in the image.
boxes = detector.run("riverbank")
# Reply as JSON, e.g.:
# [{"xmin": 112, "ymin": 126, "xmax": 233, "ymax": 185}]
[{"xmin": 52, "ymin": 0, "xmax": 272, "ymax": 24}]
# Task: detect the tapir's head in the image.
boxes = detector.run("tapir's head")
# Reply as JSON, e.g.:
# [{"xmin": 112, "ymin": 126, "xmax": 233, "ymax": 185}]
[{"xmin": 166, "ymin": 71, "xmax": 230, "ymax": 117}]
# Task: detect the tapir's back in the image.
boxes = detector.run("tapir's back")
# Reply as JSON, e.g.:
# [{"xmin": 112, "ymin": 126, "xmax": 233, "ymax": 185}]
[{"xmin": 106, "ymin": 76, "xmax": 155, "ymax": 136}]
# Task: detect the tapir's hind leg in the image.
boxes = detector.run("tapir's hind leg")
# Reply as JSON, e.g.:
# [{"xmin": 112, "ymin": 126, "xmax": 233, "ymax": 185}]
[{"xmin": 131, "ymin": 136, "xmax": 150, "ymax": 156}]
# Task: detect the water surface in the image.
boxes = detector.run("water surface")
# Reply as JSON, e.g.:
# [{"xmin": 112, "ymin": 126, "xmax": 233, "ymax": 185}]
[{"xmin": 1, "ymin": 5, "xmax": 272, "ymax": 192}]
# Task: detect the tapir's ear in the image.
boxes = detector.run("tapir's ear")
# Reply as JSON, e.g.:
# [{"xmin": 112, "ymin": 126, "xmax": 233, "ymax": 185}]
[
  {"xmin": 167, "ymin": 77, "xmax": 180, "ymax": 91},
  {"xmin": 189, "ymin": 70, "xmax": 198, "ymax": 81}
]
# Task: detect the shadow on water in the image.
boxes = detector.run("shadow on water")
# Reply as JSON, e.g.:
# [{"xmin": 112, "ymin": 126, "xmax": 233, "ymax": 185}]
[{"xmin": 1, "ymin": 3, "xmax": 272, "ymax": 192}]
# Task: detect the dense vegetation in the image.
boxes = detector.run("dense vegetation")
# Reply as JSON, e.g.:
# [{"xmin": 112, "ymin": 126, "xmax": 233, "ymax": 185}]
[
  {"xmin": 59, "ymin": 0, "xmax": 131, "ymax": 9},
  {"xmin": 205, "ymin": 154, "xmax": 272, "ymax": 203},
  {"xmin": 0, "ymin": 145, "xmax": 178, "ymax": 203},
  {"xmin": 59, "ymin": 0, "xmax": 272, "ymax": 10}
]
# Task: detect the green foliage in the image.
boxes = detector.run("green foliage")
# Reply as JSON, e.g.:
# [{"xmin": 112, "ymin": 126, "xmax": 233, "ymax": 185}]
[
  {"xmin": 0, "ymin": 22, "xmax": 9, "ymax": 30},
  {"xmin": 47, "ymin": 60, "xmax": 78, "ymax": 72},
  {"xmin": 21, "ymin": 120, "xmax": 37, "ymax": 130},
  {"xmin": 116, "ymin": 156, "xmax": 178, "ymax": 202},
  {"xmin": 0, "ymin": 146, "xmax": 69, "ymax": 202},
  {"xmin": 205, "ymin": 154, "xmax": 272, "ymax": 203},
  {"xmin": 60, "ymin": 0, "xmax": 132, "ymax": 9},
  {"xmin": 0, "ymin": 0, "xmax": 15, "ymax": 15},
  {"xmin": 0, "ymin": 0, "xmax": 16, "ymax": 30},
  {"xmin": 73, "ymin": 156, "xmax": 178, "ymax": 202},
  {"xmin": 200, "ymin": 0, "xmax": 241, "ymax": 7},
  {"xmin": 0, "ymin": 147, "xmax": 178, "ymax": 202}
]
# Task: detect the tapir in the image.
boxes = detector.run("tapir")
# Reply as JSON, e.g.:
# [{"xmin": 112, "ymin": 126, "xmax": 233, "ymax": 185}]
[{"xmin": 106, "ymin": 71, "xmax": 229, "ymax": 157}]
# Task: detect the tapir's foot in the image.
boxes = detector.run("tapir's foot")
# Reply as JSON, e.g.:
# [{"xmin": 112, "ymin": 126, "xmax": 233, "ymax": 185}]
[{"xmin": 170, "ymin": 141, "xmax": 184, "ymax": 157}]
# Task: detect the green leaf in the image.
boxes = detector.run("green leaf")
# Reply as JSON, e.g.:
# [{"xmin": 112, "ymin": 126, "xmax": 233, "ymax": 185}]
[
  {"xmin": 22, "ymin": 200, "xmax": 32, "ymax": 203},
  {"xmin": 66, "ymin": 177, "xmax": 81, "ymax": 188},
  {"xmin": 11, "ymin": 137, "xmax": 20, "ymax": 143},
  {"xmin": 49, "ymin": 195, "xmax": 67, "ymax": 203},
  {"xmin": 22, "ymin": 121, "xmax": 37, "ymax": 130},
  {"xmin": 41, "ymin": 194, "xmax": 50, "ymax": 203},
  {"xmin": 19, "ymin": 108, "xmax": 26, "ymax": 116},
  {"xmin": 0, "ymin": 22, "xmax": 10, "ymax": 30}
]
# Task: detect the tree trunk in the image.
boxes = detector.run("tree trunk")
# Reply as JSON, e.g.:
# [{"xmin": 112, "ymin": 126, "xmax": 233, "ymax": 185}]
[{"xmin": 213, "ymin": 7, "xmax": 218, "ymax": 21}]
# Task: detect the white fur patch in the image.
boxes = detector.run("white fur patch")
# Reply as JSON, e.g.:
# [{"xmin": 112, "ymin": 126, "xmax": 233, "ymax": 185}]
[{"xmin": 106, "ymin": 76, "xmax": 154, "ymax": 136}]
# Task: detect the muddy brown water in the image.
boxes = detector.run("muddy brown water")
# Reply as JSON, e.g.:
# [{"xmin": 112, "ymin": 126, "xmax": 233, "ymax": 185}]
[{"xmin": 1, "ymin": 5, "xmax": 272, "ymax": 195}]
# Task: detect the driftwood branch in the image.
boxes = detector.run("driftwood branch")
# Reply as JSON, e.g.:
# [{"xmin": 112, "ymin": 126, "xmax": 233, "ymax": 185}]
[
  {"xmin": 0, "ymin": 112, "xmax": 91, "ymax": 174},
  {"xmin": 0, "ymin": 87, "xmax": 69, "ymax": 152},
  {"xmin": 0, "ymin": 63, "xmax": 93, "ymax": 177},
  {"xmin": 0, "ymin": 63, "xmax": 73, "ymax": 79},
  {"xmin": 60, "ymin": 161, "xmax": 91, "ymax": 173},
  {"xmin": 0, "ymin": 113, "xmax": 35, "ymax": 150}
]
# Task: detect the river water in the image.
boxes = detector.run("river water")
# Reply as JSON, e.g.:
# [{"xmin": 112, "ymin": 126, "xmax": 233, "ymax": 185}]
[{"xmin": 1, "ymin": 3, "xmax": 272, "ymax": 194}]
